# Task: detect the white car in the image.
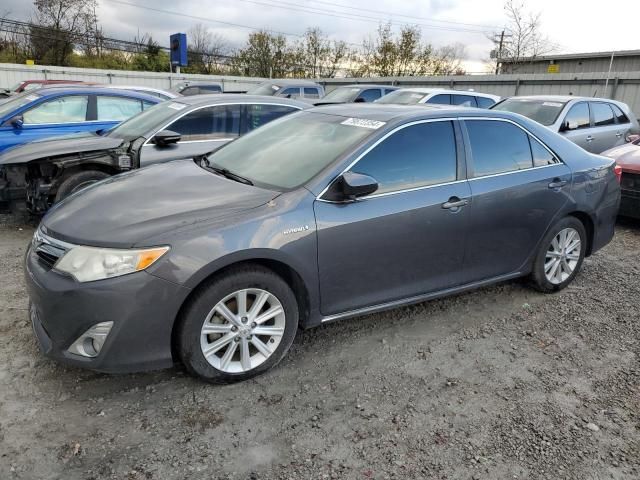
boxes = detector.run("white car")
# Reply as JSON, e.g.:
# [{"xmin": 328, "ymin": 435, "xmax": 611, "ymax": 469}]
[{"xmin": 376, "ymin": 88, "xmax": 500, "ymax": 109}]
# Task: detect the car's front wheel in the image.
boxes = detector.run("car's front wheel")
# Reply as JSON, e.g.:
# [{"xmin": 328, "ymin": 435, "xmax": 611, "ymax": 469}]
[
  {"xmin": 54, "ymin": 170, "xmax": 110, "ymax": 203},
  {"xmin": 177, "ymin": 265, "xmax": 299, "ymax": 383},
  {"xmin": 531, "ymin": 217, "xmax": 587, "ymax": 292}
]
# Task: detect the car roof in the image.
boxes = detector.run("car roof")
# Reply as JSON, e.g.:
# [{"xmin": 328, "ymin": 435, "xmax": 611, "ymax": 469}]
[
  {"xmin": 177, "ymin": 81, "xmax": 223, "ymax": 86},
  {"xmin": 308, "ymin": 103, "xmax": 496, "ymax": 122},
  {"xmin": 30, "ymin": 86, "xmax": 161, "ymax": 102},
  {"xmin": 258, "ymin": 79, "xmax": 322, "ymax": 87},
  {"xmin": 509, "ymin": 94, "xmax": 618, "ymax": 103},
  {"xmin": 393, "ymin": 87, "xmax": 499, "ymax": 98},
  {"xmin": 332, "ymin": 84, "xmax": 399, "ymax": 90},
  {"xmin": 169, "ymin": 94, "xmax": 311, "ymax": 108}
]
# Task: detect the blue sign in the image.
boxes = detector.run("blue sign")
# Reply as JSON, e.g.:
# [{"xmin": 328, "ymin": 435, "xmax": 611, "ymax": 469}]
[{"xmin": 170, "ymin": 33, "xmax": 188, "ymax": 67}]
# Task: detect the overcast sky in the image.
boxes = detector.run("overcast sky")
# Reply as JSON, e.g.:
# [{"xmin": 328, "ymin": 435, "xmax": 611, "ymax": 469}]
[{"xmin": 3, "ymin": 0, "xmax": 638, "ymax": 73}]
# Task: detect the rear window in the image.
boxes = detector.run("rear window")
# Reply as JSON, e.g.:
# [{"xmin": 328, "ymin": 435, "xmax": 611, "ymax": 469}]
[
  {"xmin": 591, "ymin": 102, "xmax": 615, "ymax": 126},
  {"xmin": 611, "ymin": 104, "xmax": 630, "ymax": 124},
  {"xmin": 426, "ymin": 94, "xmax": 451, "ymax": 105},
  {"xmin": 491, "ymin": 98, "xmax": 566, "ymax": 126},
  {"xmin": 476, "ymin": 96, "xmax": 497, "ymax": 109}
]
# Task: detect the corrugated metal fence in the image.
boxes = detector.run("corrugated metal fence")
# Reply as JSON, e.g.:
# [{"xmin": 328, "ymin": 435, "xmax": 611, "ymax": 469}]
[{"xmin": 3, "ymin": 62, "xmax": 640, "ymax": 115}]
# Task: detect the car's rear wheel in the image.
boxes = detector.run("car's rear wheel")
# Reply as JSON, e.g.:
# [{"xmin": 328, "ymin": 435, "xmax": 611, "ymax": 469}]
[
  {"xmin": 177, "ymin": 265, "xmax": 299, "ymax": 384},
  {"xmin": 531, "ymin": 217, "xmax": 587, "ymax": 292},
  {"xmin": 54, "ymin": 170, "xmax": 110, "ymax": 203}
]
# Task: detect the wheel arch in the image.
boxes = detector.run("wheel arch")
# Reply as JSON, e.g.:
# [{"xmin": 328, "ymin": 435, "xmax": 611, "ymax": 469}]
[{"xmin": 567, "ymin": 210, "xmax": 595, "ymax": 256}]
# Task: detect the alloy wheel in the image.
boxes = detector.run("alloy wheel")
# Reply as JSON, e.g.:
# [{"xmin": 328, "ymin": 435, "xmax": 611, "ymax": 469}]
[
  {"xmin": 200, "ymin": 288, "xmax": 286, "ymax": 373},
  {"xmin": 544, "ymin": 227, "xmax": 581, "ymax": 285}
]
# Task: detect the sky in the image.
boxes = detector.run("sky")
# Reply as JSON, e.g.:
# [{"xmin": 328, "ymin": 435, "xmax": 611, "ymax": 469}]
[{"xmin": 2, "ymin": 0, "xmax": 638, "ymax": 74}]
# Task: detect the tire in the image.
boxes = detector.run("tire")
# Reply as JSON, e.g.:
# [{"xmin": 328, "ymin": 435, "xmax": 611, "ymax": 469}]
[
  {"xmin": 54, "ymin": 170, "xmax": 110, "ymax": 203},
  {"xmin": 530, "ymin": 216, "xmax": 587, "ymax": 293},
  {"xmin": 177, "ymin": 265, "xmax": 299, "ymax": 384}
]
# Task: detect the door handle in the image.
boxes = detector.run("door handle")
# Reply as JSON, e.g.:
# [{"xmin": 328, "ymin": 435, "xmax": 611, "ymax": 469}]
[
  {"xmin": 548, "ymin": 179, "xmax": 567, "ymax": 189},
  {"xmin": 616, "ymin": 132, "xmax": 623, "ymax": 138},
  {"xmin": 442, "ymin": 197, "xmax": 469, "ymax": 210},
  {"xmin": 585, "ymin": 135, "xmax": 594, "ymax": 142}
]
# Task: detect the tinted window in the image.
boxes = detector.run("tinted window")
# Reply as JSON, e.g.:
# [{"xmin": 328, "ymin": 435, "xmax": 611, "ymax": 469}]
[
  {"xmin": 611, "ymin": 104, "xmax": 630, "ymax": 124},
  {"xmin": 530, "ymin": 136, "xmax": 557, "ymax": 167},
  {"xmin": 246, "ymin": 104, "xmax": 298, "ymax": 132},
  {"xmin": 358, "ymin": 89, "xmax": 382, "ymax": 102},
  {"xmin": 492, "ymin": 99, "xmax": 566, "ymax": 126},
  {"xmin": 278, "ymin": 87, "xmax": 300, "ymax": 98},
  {"xmin": 426, "ymin": 94, "xmax": 451, "ymax": 105},
  {"xmin": 375, "ymin": 90, "xmax": 430, "ymax": 105},
  {"xmin": 592, "ymin": 102, "xmax": 615, "ymax": 126},
  {"xmin": 303, "ymin": 87, "xmax": 320, "ymax": 99},
  {"xmin": 383, "ymin": 88, "xmax": 396, "ymax": 95},
  {"xmin": 352, "ymin": 121, "xmax": 457, "ymax": 194},
  {"xmin": 168, "ymin": 105, "xmax": 241, "ymax": 140},
  {"xmin": 198, "ymin": 85, "xmax": 222, "ymax": 93},
  {"xmin": 180, "ymin": 87, "xmax": 200, "ymax": 96},
  {"xmin": 23, "ymin": 95, "xmax": 88, "ymax": 124},
  {"xmin": 476, "ymin": 96, "xmax": 496, "ymax": 109},
  {"xmin": 452, "ymin": 95, "xmax": 477, "ymax": 107},
  {"xmin": 108, "ymin": 101, "xmax": 188, "ymax": 141},
  {"xmin": 97, "ymin": 96, "xmax": 143, "ymax": 121},
  {"xmin": 563, "ymin": 103, "xmax": 590, "ymax": 130},
  {"xmin": 467, "ymin": 120, "xmax": 533, "ymax": 177}
]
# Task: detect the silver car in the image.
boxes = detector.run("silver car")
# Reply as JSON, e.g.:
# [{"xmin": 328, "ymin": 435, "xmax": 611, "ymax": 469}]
[{"xmin": 492, "ymin": 95, "xmax": 640, "ymax": 153}]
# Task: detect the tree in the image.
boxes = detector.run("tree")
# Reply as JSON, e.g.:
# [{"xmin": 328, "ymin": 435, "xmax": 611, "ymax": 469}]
[
  {"xmin": 233, "ymin": 30, "xmax": 295, "ymax": 78},
  {"xmin": 30, "ymin": 0, "xmax": 98, "ymax": 65},
  {"xmin": 292, "ymin": 28, "xmax": 349, "ymax": 78},
  {"xmin": 491, "ymin": 0, "xmax": 555, "ymax": 73},
  {"xmin": 131, "ymin": 33, "xmax": 169, "ymax": 72},
  {"xmin": 186, "ymin": 23, "xmax": 228, "ymax": 74},
  {"xmin": 431, "ymin": 44, "xmax": 467, "ymax": 75}
]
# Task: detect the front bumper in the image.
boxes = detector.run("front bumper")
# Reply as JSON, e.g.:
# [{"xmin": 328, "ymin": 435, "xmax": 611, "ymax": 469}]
[
  {"xmin": 25, "ymin": 245, "xmax": 191, "ymax": 373},
  {"xmin": 619, "ymin": 189, "xmax": 640, "ymax": 219}
]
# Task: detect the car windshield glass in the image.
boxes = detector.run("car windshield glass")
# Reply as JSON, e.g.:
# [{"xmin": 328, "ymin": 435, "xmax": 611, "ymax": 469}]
[
  {"xmin": 0, "ymin": 91, "xmax": 40, "ymax": 118},
  {"xmin": 170, "ymin": 83, "xmax": 188, "ymax": 93},
  {"xmin": 205, "ymin": 111, "xmax": 377, "ymax": 190},
  {"xmin": 246, "ymin": 82, "xmax": 281, "ymax": 96},
  {"xmin": 375, "ymin": 90, "xmax": 429, "ymax": 105},
  {"xmin": 107, "ymin": 101, "xmax": 187, "ymax": 140},
  {"xmin": 491, "ymin": 98, "xmax": 566, "ymax": 126},
  {"xmin": 320, "ymin": 87, "xmax": 361, "ymax": 103}
]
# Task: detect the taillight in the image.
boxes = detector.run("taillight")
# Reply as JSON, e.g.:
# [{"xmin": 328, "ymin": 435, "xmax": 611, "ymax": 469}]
[{"xmin": 614, "ymin": 164, "xmax": 623, "ymax": 183}]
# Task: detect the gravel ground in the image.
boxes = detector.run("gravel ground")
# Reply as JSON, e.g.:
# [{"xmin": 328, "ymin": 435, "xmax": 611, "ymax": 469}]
[{"xmin": 0, "ymin": 213, "xmax": 639, "ymax": 480}]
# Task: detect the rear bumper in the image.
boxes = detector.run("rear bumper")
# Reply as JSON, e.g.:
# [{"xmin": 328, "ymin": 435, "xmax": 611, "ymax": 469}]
[{"xmin": 25, "ymin": 245, "xmax": 191, "ymax": 373}]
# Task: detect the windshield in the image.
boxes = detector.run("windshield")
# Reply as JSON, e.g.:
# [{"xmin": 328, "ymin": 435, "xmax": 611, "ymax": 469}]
[
  {"xmin": 0, "ymin": 91, "xmax": 40, "ymax": 119},
  {"xmin": 491, "ymin": 98, "xmax": 567, "ymax": 126},
  {"xmin": 107, "ymin": 101, "xmax": 187, "ymax": 140},
  {"xmin": 375, "ymin": 90, "xmax": 429, "ymax": 105},
  {"xmin": 246, "ymin": 82, "xmax": 281, "ymax": 96},
  {"xmin": 320, "ymin": 87, "xmax": 361, "ymax": 103},
  {"xmin": 205, "ymin": 111, "xmax": 377, "ymax": 190},
  {"xmin": 7, "ymin": 82, "xmax": 23, "ymax": 92}
]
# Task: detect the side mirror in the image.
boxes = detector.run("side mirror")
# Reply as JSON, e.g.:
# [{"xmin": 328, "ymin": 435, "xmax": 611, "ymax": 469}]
[
  {"xmin": 354, "ymin": 97, "xmax": 366, "ymax": 103},
  {"xmin": 7, "ymin": 115, "xmax": 23, "ymax": 128},
  {"xmin": 324, "ymin": 171, "xmax": 378, "ymax": 201},
  {"xmin": 152, "ymin": 130, "xmax": 181, "ymax": 147},
  {"xmin": 560, "ymin": 120, "xmax": 578, "ymax": 132}
]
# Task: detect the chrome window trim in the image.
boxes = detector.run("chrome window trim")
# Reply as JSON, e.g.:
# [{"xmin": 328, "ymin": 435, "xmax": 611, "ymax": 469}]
[
  {"xmin": 315, "ymin": 117, "xmax": 460, "ymax": 202},
  {"xmin": 467, "ymin": 162, "xmax": 564, "ymax": 181},
  {"xmin": 142, "ymin": 102, "xmax": 302, "ymax": 147}
]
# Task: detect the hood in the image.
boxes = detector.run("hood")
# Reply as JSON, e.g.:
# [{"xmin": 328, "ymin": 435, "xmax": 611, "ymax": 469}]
[
  {"xmin": 601, "ymin": 142, "xmax": 640, "ymax": 174},
  {"xmin": 42, "ymin": 159, "xmax": 279, "ymax": 248},
  {"xmin": 0, "ymin": 132, "xmax": 124, "ymax": 165}
]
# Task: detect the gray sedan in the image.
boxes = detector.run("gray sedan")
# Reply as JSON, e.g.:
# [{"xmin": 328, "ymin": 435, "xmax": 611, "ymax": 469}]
[
  {"xmin": 25, "ymin": 105, "xmax": 620, "ymax": 383},
  {"xmin": 492, "ymin": 95, "xmax": 640, "ymax": 153}
]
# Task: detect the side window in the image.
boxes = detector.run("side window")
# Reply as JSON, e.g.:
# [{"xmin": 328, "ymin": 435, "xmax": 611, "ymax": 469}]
[
  {"xmin": 476, "ymin": 96, "xmax": 496, "ymax": 109},
  {"xmin": 611, "ymin": 104, "xmax": 630, "ymax": 124},
  {"xmin": 529, "ymin": 136, "xmax": 558, "ymax": 167},
  {"xmin": 23, "ymin": 95, "xmax": 89, "ymax": 124},
  {"xmin": 303, "ymin": 87, "xmax": 320, "ymax": 99},
  {"xmin": 180, "ymin": 87, "xmax": 199, "ymax": 96},
  {"xmin": 591, "ymin": 102, "xmax": 615, "ymax": 126},
  {"xmin": 562, "ymin": 103, "xmax": 590, "ymax": 130},
  {"xmin": 451, "ymin": 95, "xmax": 477, "ymax": 107},
  {"xmin": 198, "ymin": 85, "xmax": 222, "ymax": 94},
  {"xmin": 142, "ymin": 101, "xmax": 155, "ymax": 110},
  {"xmin": 467, "ymin": 120, "xmax": 533, "ymax": 177},
  {"xmin": 97, "ymin": 96, "xmax": 143, "ymax": 121},
  {"xmin": 352, "ymin": 121, "xmax": 457, "ymax": 195},
  {"xmin": 383, "ymin": 88, "xmax": 396, "ymax": 95},
  {"xmin": 246, "ymin": 104, "xmax": 298, "ymax": 132},
  {"xmin": 426, "ymin": 94, "xmax": 451, "ymax": 105},
  {"xmin": 358, "ymin": 89, "xmax": 382, "ymax": 102},
  {"xmin": 278, "ymin": 87, "xmax": 300, "ymax": 99},
  {"xmin": 167, "ymin": 105, "xmax": 241, "ymax": 141}
]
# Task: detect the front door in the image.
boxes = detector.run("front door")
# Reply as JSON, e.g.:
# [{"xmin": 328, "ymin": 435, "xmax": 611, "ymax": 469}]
[{"xmin": 314, "ymin": 120, "xmax": 471, "ymax": 316}]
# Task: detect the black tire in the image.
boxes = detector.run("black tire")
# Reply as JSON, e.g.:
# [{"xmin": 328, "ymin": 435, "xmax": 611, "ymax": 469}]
[
  {"xmin": 177, "ymin": 265, "xmax": 299, "ymax": 384},
  {"xmin": 530, "ymin": 216, "xmax": 587, "ymax": 293},
  {"xmin": 54, "ymin": 170, "xmax": 110, "ymax": 203}
]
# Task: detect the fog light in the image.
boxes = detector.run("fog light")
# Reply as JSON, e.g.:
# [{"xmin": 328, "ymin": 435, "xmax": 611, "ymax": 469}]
[{"xmin": 67, "ymin": 322, "xmax": 113, "ymax": 358}]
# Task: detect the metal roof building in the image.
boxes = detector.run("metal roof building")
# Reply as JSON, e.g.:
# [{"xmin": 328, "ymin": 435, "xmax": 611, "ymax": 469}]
[{"xmin": 499, "ymin": 50, "xmax": 640, "ymax": 75}]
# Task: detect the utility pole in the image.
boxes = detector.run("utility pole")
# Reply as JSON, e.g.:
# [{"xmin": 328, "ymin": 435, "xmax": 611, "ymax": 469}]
[{"xmin": 495, "ymin": 30, "xmax": 505, "ymax": 75}]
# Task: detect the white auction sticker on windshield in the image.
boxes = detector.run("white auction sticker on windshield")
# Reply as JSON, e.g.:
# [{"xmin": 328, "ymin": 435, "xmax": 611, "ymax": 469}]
[
  {"xmin": 25, "ymin": 95, "xmax": 39, "ymax": 102},
  {"xmin": 341, "ymin": 118, "xmax": 386, "ymax": 129},
  {"xmin": 543, "ymin": 102, "xmax": 563, "ymax": 107},
  {"xmin": 167, "ymin": 102, "xmax": 187, "ymax": 110}
]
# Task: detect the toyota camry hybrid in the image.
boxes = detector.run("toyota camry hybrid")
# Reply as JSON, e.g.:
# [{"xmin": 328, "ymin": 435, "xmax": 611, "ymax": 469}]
[{"xmin": 25, "ymin": 104, "xmax": 620, "ymax": 384}]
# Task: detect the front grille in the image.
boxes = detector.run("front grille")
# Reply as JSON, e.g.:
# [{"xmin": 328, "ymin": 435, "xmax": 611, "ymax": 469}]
[{"xmin": 32, "ymin": 229, "xmax": 71, "ymax": 270}]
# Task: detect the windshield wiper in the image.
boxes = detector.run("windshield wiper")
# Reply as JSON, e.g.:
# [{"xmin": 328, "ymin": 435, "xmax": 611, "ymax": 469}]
[{"xmin": 207, "ymin": 164, "xmax": 253, "ymax": 186}]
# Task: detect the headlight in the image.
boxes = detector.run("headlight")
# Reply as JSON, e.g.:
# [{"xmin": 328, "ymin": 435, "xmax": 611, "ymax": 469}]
[{"xmin": 54, "ymin": 245, "xmax": 169, "ymax": 282}]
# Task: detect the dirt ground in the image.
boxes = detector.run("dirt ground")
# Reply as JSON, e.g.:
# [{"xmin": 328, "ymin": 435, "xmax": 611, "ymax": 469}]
[{"xmin": 0, "ymin": 213, "xmax": 639, "ymax": 480}]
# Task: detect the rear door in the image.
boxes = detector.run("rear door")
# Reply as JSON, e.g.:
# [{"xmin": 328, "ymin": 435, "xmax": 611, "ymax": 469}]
[
  {"xmin": 139, "ymin": 104, "xmax": 241, "ymax": 166},
  {"xmin": 314, "ymin": 119, "xmax": 471, "ymax": 315},
  {"xmin": 589, "ymin": 102, "xmax": 620, "ymax": 153},
  {"xmin": 451, "ymin": 94, "xmax": 478, "ymax": 108},
  {"xmin": 425, "ymin": 94, "xmax": 451, "ymax": 105},
  {"xmin": 461, "ymin": 118, "xmax": 572, "ymax": 282},
  {"xmin": 94, "ymin": 95, "xmax": 145, "ymax": 132}
]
